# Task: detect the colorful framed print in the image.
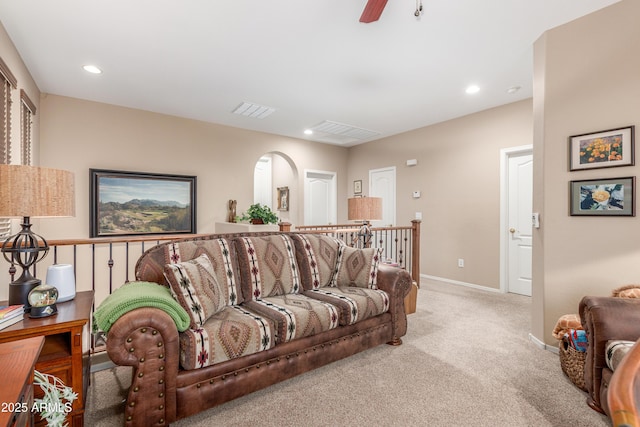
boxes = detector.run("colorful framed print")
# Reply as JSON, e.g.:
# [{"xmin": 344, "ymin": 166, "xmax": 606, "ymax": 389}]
[
  {"xmin": 569, "ymin": 126, "xmax": 634, "ymax": 171},
  {"xmin": 569, "ymin": 176, "xmax": 635, "ymax": 216}
]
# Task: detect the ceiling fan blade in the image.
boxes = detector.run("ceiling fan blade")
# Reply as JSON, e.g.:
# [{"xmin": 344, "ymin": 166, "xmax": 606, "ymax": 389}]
[{"xmin": 359, "ymin": 0, "xmax": 389, "ymax": 23}]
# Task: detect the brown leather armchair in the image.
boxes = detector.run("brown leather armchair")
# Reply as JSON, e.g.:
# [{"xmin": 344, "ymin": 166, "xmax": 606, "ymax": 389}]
[
  {"xmin": 608, "ymin": 338, "xmax": 640, "ymax": 427},
  {"xmin": 579, "ymin": 296, "xmax": 640, "ymax": 416}
]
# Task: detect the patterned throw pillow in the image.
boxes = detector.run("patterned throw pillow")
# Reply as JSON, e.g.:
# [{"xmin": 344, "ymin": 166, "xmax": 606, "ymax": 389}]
[
  {"xmin": 331, "ymin": 245, "xmax": 382, "ymax": 289},
  {"xmin": 235, "ymin": 235, "xmax": 300, "ymax": 300},
  {"xmin": 166, "ymin": 237, "xmax": 242, "ymax": 305},
  {"xmin": 164, "ymin": 253, "xmax": 226, "ymax": 329},
  {"xmin": 292, "ymin": 234, "xmax": 342, "ymax": 290}
]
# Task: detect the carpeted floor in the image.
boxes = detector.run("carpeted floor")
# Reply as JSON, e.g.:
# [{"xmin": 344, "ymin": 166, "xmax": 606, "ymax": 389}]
[{"xmin": 85, "ymin": 279, "xmax": 609, "ymax": 426}]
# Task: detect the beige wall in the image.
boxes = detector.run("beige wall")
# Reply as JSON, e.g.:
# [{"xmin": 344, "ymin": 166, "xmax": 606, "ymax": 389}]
[
  {"xmin": 348, "ymin": 100, "xmax": 533, "ymax": 289},
  {"xmin": 533, "ymin": 0, "xmax": 640, "ymax": 344},
  {"xmin": 36, "ymin": 95, "xmax": 349, "ymax": 241}
]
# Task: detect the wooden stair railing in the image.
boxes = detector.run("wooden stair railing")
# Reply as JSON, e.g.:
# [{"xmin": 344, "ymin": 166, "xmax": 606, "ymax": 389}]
[
  {"xmin": 289, "ymin": 220, "xmax": 421, "ymax": 286},
  {"xmin": 3, "ymin": 220, "xmax": 421, "ymax": 352}
]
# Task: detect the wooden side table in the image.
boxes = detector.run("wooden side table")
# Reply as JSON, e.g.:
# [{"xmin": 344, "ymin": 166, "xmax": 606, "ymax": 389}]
[
  {"xmin": 0, "ymin": 336, "xmax": 44, "ymax": 427},
  {"xmin": 0, "ymin": 291, "xmax": 94, "ymax": 427}
]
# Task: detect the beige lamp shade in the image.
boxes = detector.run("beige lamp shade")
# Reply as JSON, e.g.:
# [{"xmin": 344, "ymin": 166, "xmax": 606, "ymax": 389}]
[
  {"xmin": 0, "ymin": 164, "xmax": 75, "ymax": 218},
  {"xmin": 348, "ymin": 197, "xmax": 382, "ymax": 221}
]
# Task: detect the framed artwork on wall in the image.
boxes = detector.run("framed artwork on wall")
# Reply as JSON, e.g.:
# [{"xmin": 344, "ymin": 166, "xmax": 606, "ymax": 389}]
[
  {"xmin": 353, "ymin": 180, "xmax": 362, "ymax": 195},
  {"xmin": 569, "ymin": 125, "xmax": 635, "ymax": 171},
  {"xmin": 90, "ymin": 169, "xmax": 197, "ymax": 237},
  {"xmin": 569, "ymin": 176, "xmax": 635, "ymax": 216},
  {"xmin": 277, "ymin": 186, "xmax": 289, "ymax": 211}
]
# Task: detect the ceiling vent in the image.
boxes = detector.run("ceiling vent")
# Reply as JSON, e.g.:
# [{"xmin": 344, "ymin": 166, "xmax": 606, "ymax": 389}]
[
  {"xmin": 232, "ymin": 101, "xmax": 276, "ymax": 119},
  {"xmin": 309, "ymin": 120, "xmax": 380, "ymax": 145}
]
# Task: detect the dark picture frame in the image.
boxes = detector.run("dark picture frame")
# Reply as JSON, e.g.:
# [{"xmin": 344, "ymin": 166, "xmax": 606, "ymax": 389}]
[
  {"xmin": 90, "ymin": 169, "xmax": 197, "ymax": 237},
  {"xmin": 569, "ymin": 125, "xmax": 635, "ymax": 171},
  {"xmin": 569, "ymin": 176, "xmax": 635, "ymax": 216}
]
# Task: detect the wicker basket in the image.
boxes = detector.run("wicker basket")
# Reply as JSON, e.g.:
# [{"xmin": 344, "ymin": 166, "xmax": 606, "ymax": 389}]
[{"xmin": 559, "ymin": 337, "xmax": 587, "ymax": 391}]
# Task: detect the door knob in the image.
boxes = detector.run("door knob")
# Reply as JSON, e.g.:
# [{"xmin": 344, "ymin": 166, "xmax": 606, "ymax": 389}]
[{"xmin": 509, "ymin": 228, "xmax": 516, "ymax": 234}]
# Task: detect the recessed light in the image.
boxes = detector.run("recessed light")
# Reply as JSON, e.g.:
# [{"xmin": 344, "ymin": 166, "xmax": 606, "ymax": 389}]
[
  {"xmin": 83, "ymin": 65, "xmax": 102, "ymax": 74},
  {"xmin": 465, "ymin": 85, "xmax": 480, "ymax": 94},
  {"xmin": 507, "ymin": 85, "xmax": 521, "ymax": 94},
  {"xmin": 304, "ymin": 129, "xmax": 313, "ymax": 135}
]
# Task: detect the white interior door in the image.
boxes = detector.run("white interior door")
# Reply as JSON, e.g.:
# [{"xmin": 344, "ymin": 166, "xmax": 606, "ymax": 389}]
[
  {"xmin": 507, "ymin": 152, "xmax": 533, "ymax": 296},
  {"xmin": 304, "ymin": 170, "xmax": 337, "ymax": 225},
  {"xmin": 369, "ymin": 167, "xmax": 396, "ymax": 227},
  {"xmin": 254, "ymin": 156, "xmax": 272, "ymax": 209}
]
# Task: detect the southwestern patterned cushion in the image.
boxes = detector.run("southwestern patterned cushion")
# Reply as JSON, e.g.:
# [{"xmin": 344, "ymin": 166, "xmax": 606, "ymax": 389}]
[
  {"xmin": 164, "ymin": 253, "xmax": 226, "ymax": 329},
  {"xmin": 179, "ymin": 305, "xmax": 276, "ymax": 370},
  {"xmin": 235, "ymin": 235, "xmax": 301, "ymax": 300},
  {"xmin": 304, "ymin": 287, "xmax": 389, "ymax": 326},
  {"xmin": 292, "ymin": 234, "xmax": 342, "ymax": 290},
  {"xmin": 606, "ymin": 340, "xmax": 636, "ymax": 371},
  {"xmin": 331, "ymin": 245, "xmax": 383, "ymax": 289},
  {"xmin": 166, "ymin": 237, "xmax": 242, "ymax": 305},
  {"xmin": 243, "ymin": 294, "xmax": 339, "ymax": 344}
]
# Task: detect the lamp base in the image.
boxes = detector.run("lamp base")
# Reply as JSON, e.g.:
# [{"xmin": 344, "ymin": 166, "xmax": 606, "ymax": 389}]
[{"xmin": 8, "ymin": 278, "xmax": 41, "ymax": 307}]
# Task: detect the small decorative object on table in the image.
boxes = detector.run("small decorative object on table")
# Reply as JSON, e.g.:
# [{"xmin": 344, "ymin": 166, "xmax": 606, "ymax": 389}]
[
  {"xmin": 227, "ymin": 199, "xmax": 237, "ymax": 222},
  {"xmin": 28, "ymin": 284, "xmax": 59, "ymax": 318}
]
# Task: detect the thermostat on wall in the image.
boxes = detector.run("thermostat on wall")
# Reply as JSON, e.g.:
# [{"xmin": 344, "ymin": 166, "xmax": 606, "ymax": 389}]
[{"xmin": 412, "ymin": 191, "xmax": 421, "ymax": 198}]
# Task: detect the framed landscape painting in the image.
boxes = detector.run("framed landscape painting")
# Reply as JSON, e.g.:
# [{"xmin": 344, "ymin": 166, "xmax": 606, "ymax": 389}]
[
  {"xmin": 90, "ymin": 169, "xmax": 197, "ymax": 237},
  {"xmin": 569, "ymin": 176, "xmax": 635, "ymax": 216},
  {"xmin": 569, "ymin": 126, "xmax": 634, "ymax": 171}
]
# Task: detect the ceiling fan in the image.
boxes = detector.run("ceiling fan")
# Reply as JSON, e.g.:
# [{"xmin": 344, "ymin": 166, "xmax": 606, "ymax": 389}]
[
  {"xmin": 359, "ymin": 0, "xmax": 388, "ymax": 23},
  {"xmin": 359, "ymin": 0, "xmax": 423, "ymax": 23}
]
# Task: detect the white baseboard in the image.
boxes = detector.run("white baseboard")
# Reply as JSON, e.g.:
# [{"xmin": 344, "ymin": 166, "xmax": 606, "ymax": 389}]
[
  {"xmin": 529, "ymin": 333, "xmax": 560, "ymax": 354},
  {"xmin": 422, "ymin": 274, "xmax": 501, "ymax": 293}
]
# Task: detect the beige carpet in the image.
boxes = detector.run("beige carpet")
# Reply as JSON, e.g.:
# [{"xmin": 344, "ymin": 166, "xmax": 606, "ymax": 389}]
[{"xmin": 85, "ymin": 279, "xmax": 609, "ymax": 426}]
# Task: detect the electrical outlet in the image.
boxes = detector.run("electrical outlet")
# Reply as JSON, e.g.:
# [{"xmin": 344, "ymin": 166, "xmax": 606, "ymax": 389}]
[{"xmin": 457, "ymin": 258, "xmax": 464, "ymax": 268}]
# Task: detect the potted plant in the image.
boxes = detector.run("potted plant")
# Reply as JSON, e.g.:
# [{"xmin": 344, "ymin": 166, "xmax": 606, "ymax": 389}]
[{"xmin": 235, "ymin": 203, "xmax": 279, "ymax": 225}]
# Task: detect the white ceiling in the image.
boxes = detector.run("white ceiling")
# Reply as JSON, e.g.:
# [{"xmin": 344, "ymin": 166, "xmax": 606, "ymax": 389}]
[{"xmin": 0, "ymin": 0, "xmax": 621, "ymax": 146}]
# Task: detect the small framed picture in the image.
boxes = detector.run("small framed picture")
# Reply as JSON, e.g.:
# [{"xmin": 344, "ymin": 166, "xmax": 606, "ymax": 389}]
[
  {"xmin": 277, "ymin": 186, "xmax": 289, "ymax": 211},
  {"xmin": 353, "ymin": 180, "xmax": 362, "ymax": 195},
  {"xmin": 569, "ymin": 126, "xmax": 634, "ymax": 171},
  {"xmin": 569, "ymin": 176, "xmax": 635, "ymax": 216}
]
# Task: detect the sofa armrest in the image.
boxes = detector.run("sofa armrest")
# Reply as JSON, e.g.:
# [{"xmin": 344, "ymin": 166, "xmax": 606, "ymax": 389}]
[
  {"xmin": 579, "ymin": 296, "xmax": 640, "ymax": 412},
  {"xmin": 376, "ymin": 264, "xmax": 412, "ymax": 344},
  {"xmin": 106, "ymin": 307, "xmax": 180, "ymax": 427}
]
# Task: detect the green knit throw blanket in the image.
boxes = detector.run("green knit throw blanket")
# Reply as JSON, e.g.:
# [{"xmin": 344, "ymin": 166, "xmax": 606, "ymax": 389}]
[{"xmin": 94, "ymin": 281, "xmax": 190, "ymax": 333}]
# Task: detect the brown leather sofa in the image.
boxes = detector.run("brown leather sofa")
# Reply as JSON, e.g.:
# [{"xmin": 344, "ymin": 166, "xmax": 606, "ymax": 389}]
[
  {"xmin": 579, "ymin": 296, "xmax": 640, "ymax": 416},
  {"xmin": 106, "ymin": 232, "xmax": 412, "ymax": 426}
]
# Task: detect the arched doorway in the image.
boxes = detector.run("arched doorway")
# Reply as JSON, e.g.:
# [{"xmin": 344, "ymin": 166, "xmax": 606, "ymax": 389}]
[{"xmin": 253, "ymin": 152, "xmax": 299, "ymax": 226}]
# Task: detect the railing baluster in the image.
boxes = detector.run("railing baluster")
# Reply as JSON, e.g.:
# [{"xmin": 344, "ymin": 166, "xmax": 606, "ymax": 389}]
[
  {"xmin": 108, "ymin": 242, "xmax": 114, "ymax": 295},
  {"xmin": 125, "ymin": 242, "xmax": 130, "ymax": 283}
]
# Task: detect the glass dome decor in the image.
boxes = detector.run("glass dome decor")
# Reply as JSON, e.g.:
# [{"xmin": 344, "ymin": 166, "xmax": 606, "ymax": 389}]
[{"xmin": 28, "ymin": 284, "xmax": 59, "ymax": 318}]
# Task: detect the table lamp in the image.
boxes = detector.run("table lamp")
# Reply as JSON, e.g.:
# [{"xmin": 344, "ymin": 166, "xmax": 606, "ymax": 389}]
[
  {"xmin": 347, "ymin": 196, "xmax": 382, "ymax": 248},
  {"xmin": 0, "ymin": 165, "xmax": 75, "ymax": 307}
]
